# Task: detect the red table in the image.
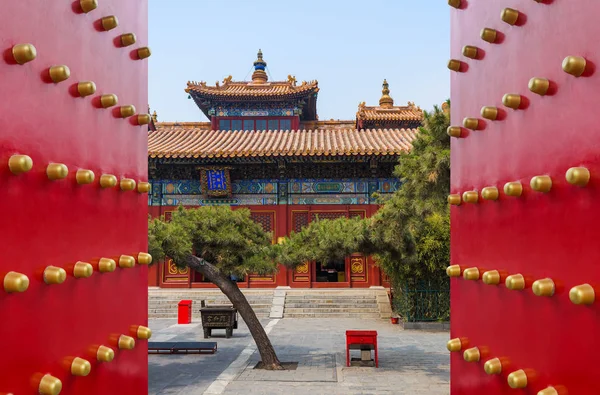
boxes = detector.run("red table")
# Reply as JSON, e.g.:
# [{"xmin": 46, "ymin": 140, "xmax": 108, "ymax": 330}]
[{"xmin": 346, "ymin": 330, "xmax": 378, "ymax": 367}]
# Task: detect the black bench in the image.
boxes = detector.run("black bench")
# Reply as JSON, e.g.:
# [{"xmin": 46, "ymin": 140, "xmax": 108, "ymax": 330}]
[{"xmin": 148, "ymin": 341, "xmax": 217, "ymax": 354}]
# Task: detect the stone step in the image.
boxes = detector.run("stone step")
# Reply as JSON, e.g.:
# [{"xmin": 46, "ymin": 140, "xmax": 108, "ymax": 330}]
[
  {"xmin": 284, "ymin": 294, "xmax": 376, "ymax": 299},
  {"xmin": 283, "ymin": 307, "xmax": 379, "ymax": 313},
  {"xmin": 284, "ymin": 298, "xmax": 376, "ymax": 304},
  {"xmin": 148, "ymin": 300, "xmax": 271, "ymax": 306},
  {"xmin": 283, "ymin": 312, "xmax": 382, "ymax": 319},
  {"xmin": 284, "ymin": 303, "xmax": 378, "ymax": 309}
]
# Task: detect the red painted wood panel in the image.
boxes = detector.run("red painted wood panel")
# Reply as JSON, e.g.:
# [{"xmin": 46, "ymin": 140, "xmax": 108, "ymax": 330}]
[
  {"xmin": 0, "ymin": 1, "xmax": 148, "ymax": 394},
  {"xmin": 451, "ymin": 1, "xmax": 600, "ymax": 393}
]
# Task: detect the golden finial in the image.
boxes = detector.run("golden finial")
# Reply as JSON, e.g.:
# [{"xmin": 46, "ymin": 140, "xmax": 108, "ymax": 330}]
[
  {"xmin": 252, "ymin": 49, "xmax": 268, "ymax": 83},
  {"xmin": 379, "ymin": 79, "xmax": 394, "ymax": 109}
]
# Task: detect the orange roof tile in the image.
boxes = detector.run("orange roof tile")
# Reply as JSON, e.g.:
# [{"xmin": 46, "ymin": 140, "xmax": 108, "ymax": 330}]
[
  {"xmin": 186, "ymin": 75, "xmax": 319, "ymax": 100},
  {"xmin": 148, "ymin": 128, "xmax": 418, "ymax": 159},
  {"xmin": 356, "ymin": 101, "xmax": 424, "ymax": 122}
]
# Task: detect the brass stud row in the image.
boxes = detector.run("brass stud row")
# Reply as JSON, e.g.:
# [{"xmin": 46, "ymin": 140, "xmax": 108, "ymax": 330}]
[
  {"xmin": 447, "ymin": 265, "xmax": 595, "ymax": 304},
  {"xmin": 7, "ymin": 155, "xmax": 151, "ymax": 192},
  {"xmin": 447, "ymin": 339, "xmax": 562, "ymax": 393},
  {"xmin": 36, "ymin": 325, "xmax": 151, "ymax": 395},
  {"xmin": 3, "ymin": 253, "xmax": 151, "ymax": 292},
  {"xmin": 448, "ymin": 167, "xmax": 591, "ymax": 205}
]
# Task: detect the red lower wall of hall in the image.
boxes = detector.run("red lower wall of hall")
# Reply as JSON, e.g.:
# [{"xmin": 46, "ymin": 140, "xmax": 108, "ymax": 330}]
[{"xmin": 147, "ymin": 204, "xmax": 389, "ymax": 288}]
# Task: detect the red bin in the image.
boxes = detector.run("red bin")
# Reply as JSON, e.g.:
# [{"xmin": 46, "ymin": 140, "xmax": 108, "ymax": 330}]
[{"xmin": 178, "ymin": 300, "xmax": 193, "ymax": 324}]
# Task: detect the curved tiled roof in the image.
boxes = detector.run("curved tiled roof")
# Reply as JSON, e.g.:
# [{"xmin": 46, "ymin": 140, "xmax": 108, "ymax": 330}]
[
  {"xmin": 148, "ymin": 128, "xmax": 418, "ymax": 159},
  {"xmin": 185, "ymin": 78, "xmax": 319, "ymax": 100},
  {"xmin": 356, "ymin": 101, "xmax": 424, "ymax": 122}
]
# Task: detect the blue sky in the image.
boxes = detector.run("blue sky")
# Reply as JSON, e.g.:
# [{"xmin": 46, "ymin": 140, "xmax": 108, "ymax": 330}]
[{"xmin": 148, "ymin": 0, "xmax": 449, "ymax": 123}]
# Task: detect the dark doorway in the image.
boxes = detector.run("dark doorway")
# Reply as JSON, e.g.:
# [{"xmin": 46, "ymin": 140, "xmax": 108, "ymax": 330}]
[{"xmin": 315, "ymin": 258, "xmax": 346, "ymax": 282}]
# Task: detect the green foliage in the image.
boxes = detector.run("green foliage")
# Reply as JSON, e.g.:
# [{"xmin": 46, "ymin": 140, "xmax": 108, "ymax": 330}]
[
  {"xmin": 276, "ymin": 216, "xmax": 373, "ymax": 267},
  {"xmin": 370, "ymin": 100, "xmax": 451, "ymax": 286},
  {"xmin": 148, "ymin": 206, "xmax": 277, "ymax": 277}
]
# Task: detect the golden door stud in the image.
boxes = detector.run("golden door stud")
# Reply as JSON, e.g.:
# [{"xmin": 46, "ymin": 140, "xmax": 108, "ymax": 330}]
[
  {"xmin": 447, "ymin": 126, "xmax": 462, "ymax": 138},
  {"xmin": 482, "ymin": 270, "xmax": 500, "ymax": 285},
  {"xmin": 562, "ymin": 56, "xmax": 587, "ymax": 77},
  {"xmin": 120, "ymin": 33, "xmax": 137, "ymax": 47},
  {"xmin": 47, "ymin": 163, "xmax": 69, "ymax": 180},
  {"xmin": 446, "ymin": 265, "xmax": 461, "ymax": 278},
  {"xmin": 506, "ymin": 274, "xmax": 525, "ymax": 290},
  {"xmin": 480, "ymin": 28, "xmax": 498, "ymax": 43},
  {"xmin": 463, "ymin": 267, "xmax": 480, "ymax": 281},
  {"xmin": 502, "ymin": 94, "xmax": 522, "ymax": 109},
  {"xmin": 43, "ymin": 266, "xmax": 67, "ymax": 285},
  {"xmin": 76, "ymin": 169, "xmax": 95, "ymax": 185},
  {"xmin": 508, "ymin": 369, "xmax": 528, "ymax": 389},
  {"xmin": 77, "ymin": 81, "xmax": 96, "ymax": 97},
  {"xmin": 135, "ymin": 325, "xmax": 152, "ymax": 340},
  {"xmin": 137, "ymin": 114, "xmax": 151, "ymax": 125},
  {"xmin": 462, "ymin": 191, "xmax": 478, "ymax": 204},
  {"xmin": 484, "ymin": 358, "xmax": 502, "ymax": 375},
  {"xmin": 448, "ymin": 0, "xmax": 461, "ymax": 8},
  {"xmin": 529, "ymin": 78, "xmax": 550, "ymax": 96},
  {"xmin": 100, "ymin": 94, "xmax": 118, "ymax": 108},
  {"xmin": 137, "ymin": 253, "xmax": 153, "ymax": 265},
  {"xmin": 8, "ymin": 154, "xmax": 33, "ymax": 175},
  {"xmin": 463, "ymin": 347, "xmax": 480, "ymax": 362},
  {"xmin": 119, "ymin": 255, "xmax": 136, "ymax": 268},
  {"xmin": 49, "ymin": 65, "xmax": 71, "ymax": 83},
  {"xmin": 530, "ymin": 176, "xmax": 552, "ymax": 192},
  {"xmin": 447, "ymin": 59, "xmax": 462, "ymax": 72},
  {"xmin": 12, "ymin": 43, "xmax": 37, "ymax": 64},
  {"xmin": 504, "ymin": 182, "xmax": 523, "ymax": 197},
  {"xmin": 73, "ymin": 262, "xmax": 93, "ymax": 279},
  {"xmin": 80, "ymin": 0, "xmax": 98, "ymax": 13},
  {"xmin": 569, "ymin": 284, "xmax": 595, "ymax": 305},
  {"xmin": 480, "ymin": 106, "xmax": 498, "ymax": 120},
  {"xmin": 463, "ymin": 118, "xmax": 479, "ymax": 130},
  {"xmin": 532, "ymin": 278, "xmax": 555, "ymax": 297},
  {"xmin": 120, "ymin": 178, "xmax": 136, "ymax": 191},
  {"xmin": 101, "ymin": 16, "xmax": 119, "ymax": 31},
  {"xmin": 4, "ymin": 271, "xmax": 30, "ymax": 293},
  {"xmin": 71, "ymin": 357, "xmax": 91, "ymax": 376},
  {"xmin": 481, "ymin": 187, "xmax": 499, "ymax": 201},
  {"xmin": 120, "ymin": 105, "xmax": 136, "ymax": 118},
  {"xmin": 448, "ymin": 194, "xmax": 461, "ymax": 206},
  {"xmin": 447, "ymin": 338, "xmax": 463, "ymax": 352},
  {"xmin": 462, "ymin": 46, "xmax": 478, "ymax": 59},
  {"xmin": 501, "ymin": 8, "xmax": 520, "ymax": 25},
  {"xmin": 138, "ymin": 182, "xmax": 151, "ymax": 193},
  {"xmin": 118, "ymin": 335, "xmax": 135, "ymax": 350},
  {"xmin": 100, "ymin": 174, "xmax": 117, "ymax": 188},
  {"xmin": 98, "ymin": 258, "xmax": 116, "ymax": 273},
  {"xmin": 96, "ymin": 345, "xmax": 115, "ymax": 362},
  {"xmin": 538, "ymin": 387, "xmax": 559, "ymax": 395},
  {"xmin": 137, "ymin": 47, "xmax": 152, "ymax": 59},
  {"xmin": 38, "ymin": 374, "xmax": 62, "ymax": 395},
  {"xmin": 566, "ymin": 167, "xmax": 590, "ymax": 186}
]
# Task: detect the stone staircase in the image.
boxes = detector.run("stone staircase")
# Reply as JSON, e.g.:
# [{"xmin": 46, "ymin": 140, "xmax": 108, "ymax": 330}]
[
  {"xmin": 148, "ymin": 288, "xmax": 392, "ymax": 319},
  {"xmin": 148, "ymin": 289, "xmax": 273, "ymax": 319},
  {"xmin": 283, "ymin": 289, "xmax": 390, "ymax": 319}
]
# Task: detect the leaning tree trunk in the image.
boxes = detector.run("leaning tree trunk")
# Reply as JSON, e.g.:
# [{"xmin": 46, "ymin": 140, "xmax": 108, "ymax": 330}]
[{"xmin": 186, "ymin": 255, "xmax": 283, "ymax": 370}]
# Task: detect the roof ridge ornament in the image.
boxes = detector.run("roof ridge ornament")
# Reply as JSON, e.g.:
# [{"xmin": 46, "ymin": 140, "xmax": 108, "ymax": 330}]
[
  {"xmin": 379, "ymin": 79, "xmax": 394, "ymax": 108},
  {"xmin": 252, "ymin": 49, "xmax": 268, "ymax": 83}
]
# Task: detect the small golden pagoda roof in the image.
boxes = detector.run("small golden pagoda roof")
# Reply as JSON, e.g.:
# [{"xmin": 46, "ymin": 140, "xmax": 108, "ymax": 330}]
[{"xmin": 356, "ymin": 80, "xmax": 424, "ymax": 122}]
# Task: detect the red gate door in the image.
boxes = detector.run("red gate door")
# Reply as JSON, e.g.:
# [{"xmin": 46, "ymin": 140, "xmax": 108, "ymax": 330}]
[
  {"xmin": 1, "ymin": 1, "xmax": 149, "ymax": 394},
  {"xmin": 450, "ymin": 1, "xmax": 600, "ymax": 394}
]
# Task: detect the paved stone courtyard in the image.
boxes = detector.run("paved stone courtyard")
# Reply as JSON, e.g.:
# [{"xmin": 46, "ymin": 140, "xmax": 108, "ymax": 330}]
[{"xmin": 148, "ymin": 317, "xmax": 449, "ymax": 395}]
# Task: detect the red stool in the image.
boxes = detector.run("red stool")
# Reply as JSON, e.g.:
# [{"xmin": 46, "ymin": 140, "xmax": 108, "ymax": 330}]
[{"xmin": 346, "ymin": 330, "xmax": 378, "ymax": 367}]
